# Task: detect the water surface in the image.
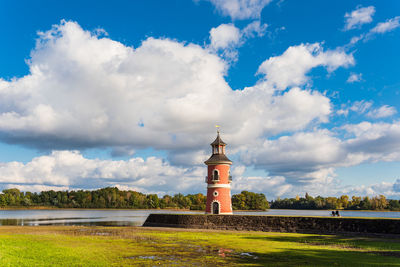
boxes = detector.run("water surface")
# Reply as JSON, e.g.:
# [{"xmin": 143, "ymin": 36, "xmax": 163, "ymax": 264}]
[
  {"xmin": 1, "ymin": 209, "xmax": 399, "ymax": 226},
  {"xmin": 0, "ymin": 209, "xmax": 202, "ymax": 226}
]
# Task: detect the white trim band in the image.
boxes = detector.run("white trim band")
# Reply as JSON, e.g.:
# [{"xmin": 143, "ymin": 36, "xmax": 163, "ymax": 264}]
[{"xmin": 207, "ymin": 184, "xmax": 231, "ymax": 188}]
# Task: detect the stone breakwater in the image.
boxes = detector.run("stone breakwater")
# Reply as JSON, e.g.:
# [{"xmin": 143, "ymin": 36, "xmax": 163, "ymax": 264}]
[{"xmin": 143, "ymin": 214, "xmax": 400, "ymax": 235}]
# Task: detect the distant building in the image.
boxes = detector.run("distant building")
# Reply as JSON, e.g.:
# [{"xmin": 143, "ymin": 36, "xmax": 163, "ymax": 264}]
[{"xmin": 204, "ymin": 131, "xmax": 232, "ymax": 214}]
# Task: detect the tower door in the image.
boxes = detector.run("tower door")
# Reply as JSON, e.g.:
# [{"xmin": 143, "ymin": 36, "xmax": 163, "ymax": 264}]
[{"xmin": 212, "ymin": 202, "xmax": 219, "ymax": 214}]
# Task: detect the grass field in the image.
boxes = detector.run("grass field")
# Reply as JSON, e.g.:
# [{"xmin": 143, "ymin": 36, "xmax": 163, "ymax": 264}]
[{"xmin": 0, "ymin": 226, "xmax": 400, "ymax": 266}]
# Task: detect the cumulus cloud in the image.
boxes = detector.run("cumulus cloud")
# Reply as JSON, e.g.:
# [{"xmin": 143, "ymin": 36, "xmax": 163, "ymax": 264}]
[
  {"xmin": 238, "ymin": 120, "xmax": 400, "ymax": 194},
  {"xmin": 344, "ymin": 6, "xmax": 375, "ymax": 30},
  {"xmin": 208, "ymin": 21, "xmax": 267, "ymax": 61},
  {"xmin": 347, "ymin": 73, "xmax": 362, "ymax": 83},
  {"xmin": 0, "ymin": 20, "xmax": 336, "ymax": 162},
  {"xmin": 209, "ymin": 23, "xmax": 241, "ymax": 61},
  {"xmin": 0, "ymin": 149, "xmax": 295, "ymax": 198},
  {"xmin": 241, "ymin": 130, "xmax": 345, "ymax": 184},
  {"xmin": 0, "ymin": 20, "xmax": 230, "ymax": 152},
  {"xmin": 343, "ymin": 121, "xmax": 400, "ymax": 162},
  {"xmin": 343, "ymin": 180, "xmax": 400, "ymax": 199},
  {"xmin": 2, "ymin": 20, "xmax": 398, "ymax": 199},
  {"xmin": 2, "ymin": 148, "xmax": 400, "ymax": 199},
  {"xmin": 257, "ymin": 43, "xmax": 354, "ymax": 90},
  {"xmin": 208, "ymin": 0, "xmax": 272, "ymax": 20},
  {"xmin": 0, "ymin": 150, "xmax": 204, "ymax": 195},
  {"xmin": 232, "ymin": 175, "xmax": 293, "ymax": 198},
  {"xmin": 209, "ymin": 23, "xmax": 241, "ymax": 50},
  {"xmin": 1, "ymin": 184, "xmax": 69, "ymax": 193}
]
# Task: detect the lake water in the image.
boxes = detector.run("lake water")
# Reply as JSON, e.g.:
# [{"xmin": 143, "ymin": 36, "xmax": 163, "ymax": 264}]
[{"xmin": 0, "ymin": 209, "xmax": 399, "ymax": 226}]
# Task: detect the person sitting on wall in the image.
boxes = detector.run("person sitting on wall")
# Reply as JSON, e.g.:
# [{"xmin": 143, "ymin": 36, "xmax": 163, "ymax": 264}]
[
  {"xmin": 331, "ymin": 211, "xmax": 335, "ymax": 216},
  {"xmin": 335, "ymin": 210, "xmax": 340, "ymax": 217}
]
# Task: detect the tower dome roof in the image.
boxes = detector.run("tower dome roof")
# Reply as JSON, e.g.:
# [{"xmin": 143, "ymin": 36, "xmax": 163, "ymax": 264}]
[
  {"xmin": 205, "ymin": 131, "xmax": 232, "ymax": 165},
  {"xmin": 210, "ymin": 132, "xmax": 226, "ymax": 146}
]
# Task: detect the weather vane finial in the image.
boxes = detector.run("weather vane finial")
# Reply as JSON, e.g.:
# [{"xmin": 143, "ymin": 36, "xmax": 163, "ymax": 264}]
[{"xmin": 215, "ymin": 125, "xmax": 220, "ymax": 134}]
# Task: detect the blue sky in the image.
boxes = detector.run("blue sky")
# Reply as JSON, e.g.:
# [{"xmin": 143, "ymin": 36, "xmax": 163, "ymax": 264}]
[{"xmin": 0, "ymin": 0, "xmax": 399, "ymax": 199}]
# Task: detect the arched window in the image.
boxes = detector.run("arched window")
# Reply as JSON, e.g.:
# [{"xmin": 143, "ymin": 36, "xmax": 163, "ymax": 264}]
[
  {"xmin": 212, "ymin": 201, "xmax": 220, "ymax": 214},
  {"xmin": 212, "ymin": 169, "xmax": 219, "ymax": 181}
]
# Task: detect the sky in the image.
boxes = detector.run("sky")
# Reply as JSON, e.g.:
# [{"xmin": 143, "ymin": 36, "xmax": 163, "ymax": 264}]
[{"xmin": 0, "ymin": 0, "xmax": 400, "ymax": 199}]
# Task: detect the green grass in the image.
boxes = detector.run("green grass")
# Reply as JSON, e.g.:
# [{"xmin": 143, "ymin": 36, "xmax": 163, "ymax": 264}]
[{"xmin": 0, "ymin": 226, "xmax": 400, "ymax": 266}]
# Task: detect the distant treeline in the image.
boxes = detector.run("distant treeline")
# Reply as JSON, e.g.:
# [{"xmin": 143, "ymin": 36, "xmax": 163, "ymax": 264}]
[
  {"xmin": 0, "ymin": 188, "xmax": 269, "ymax": 210},
  {"xmin": 270, "ymin": 193, "xmax": 400, "ymax": 211},
  {"xmin": 1, "ymin": 188, "xmax": 399, "ymax": 211}
]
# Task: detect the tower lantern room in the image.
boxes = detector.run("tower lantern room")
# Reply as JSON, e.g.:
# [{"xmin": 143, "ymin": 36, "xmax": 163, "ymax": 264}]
[{"xmin": 204, "ymin": 130, "xmax": 233, "ymax": 215}]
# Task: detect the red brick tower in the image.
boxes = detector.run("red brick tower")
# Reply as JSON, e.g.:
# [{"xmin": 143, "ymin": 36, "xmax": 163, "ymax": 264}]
[{"xmin": 204, "ymin": 130, "xmax": 232, "ymax": 214}]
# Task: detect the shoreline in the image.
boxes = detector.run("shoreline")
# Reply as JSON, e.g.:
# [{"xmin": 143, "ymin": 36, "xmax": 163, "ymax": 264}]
[
  {"xmin": 1, "ymin": 206, "xmax": 400, "ymax": 212},
  {"xmin": 0, "ymin": 207, "xmax": 193, "ymax": 211}
]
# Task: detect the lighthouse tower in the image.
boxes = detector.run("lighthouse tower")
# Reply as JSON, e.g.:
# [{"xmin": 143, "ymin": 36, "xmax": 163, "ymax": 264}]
[{"xmin": 204, "ymin": 130, "xmax": 233, "ymax": 214}]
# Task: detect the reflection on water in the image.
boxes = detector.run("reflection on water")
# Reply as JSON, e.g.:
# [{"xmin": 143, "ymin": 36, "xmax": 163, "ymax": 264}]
[
  {"xmin": 0, "ymin": 209, "xmax": 399, "ymax": 226},
  {"xmin": 0, "ymin": 209, "xmax": 203, "ymax": 226}
]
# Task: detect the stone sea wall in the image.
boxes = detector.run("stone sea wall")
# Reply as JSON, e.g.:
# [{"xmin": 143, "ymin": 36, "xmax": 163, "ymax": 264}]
[{"xmin": 143, "ymin": 214, "xmax": 400, "ymax": 235}]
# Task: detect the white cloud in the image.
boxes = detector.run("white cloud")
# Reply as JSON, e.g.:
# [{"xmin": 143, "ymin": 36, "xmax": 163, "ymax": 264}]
[
  {"xmin": 209, "ymin": 23, "xmax": 241, "ymax": 50},
  {"xmin": 348, "ymin": 34, "xmax": 364, "ymax": 45},
  {"xmin": 208, "ymin": 0, "xmax": 272, "ymax": 20},
  {"xmin": 337, "ymin": 100, "xmax": 394, "ymax": 118},
  {"xmin": 349, "ymin": 100, "xmax": 373, "ymax": 114},
  {"xmin": 3, "ymin": 148, "xmax": 400, "ymax": 199},
  {"xmin": 343, "ymin": 121, "xmax": 400, "ymax": 163},
  {"xmin": 370, "ymin": 16, "xmax": 400, "ymax": 34},
  {"xmin": 257, "ymin": 43, "xmax": 354, "ymax": 90},
  {"xmin": 242, "ymin": 20, "xmax": 268, "ymax": 38},
  {"xmin": 343, "ymin": 180, "xmax": 400, "ymax": 199},
  {"xmin": 367, "ymin": 105, "xmax": 397, "ymax": 119},
  {"xmin": 336, "ymin": 109, "xmax": 348, "ymax": 117},
  {"xmin": 0, "ymin": 20, "xmax": 336, "ymax": 160},
  {"xmin": 344, "ymin": 6, "xmax": 375, "ymax": 30},
  {"xmin": 3, "ymin": 134, "xmax": 400, "ymax": 198},
  {"xmin": 232, "ymin": 175, "xmax": 293, "ymax": 198},
  {"xmin": 209, "ymin": 23, "xmax": 241, "ymax": 61},
  {"xmin": 241, "ymin": 130, "xmax": 345, "ymax": 184},
  {"xmin": 337, "ymin": 101, "xmax": 396, "ymax": 120},
  {"xmin": 0, "ymin": 150, "xmax": 204, "ymax": 195},
  {"xmin": 3, "ymin": 20, "xmax": 398, "ymax": 199},
  {"xmin": 348, "ymin": 16, "xmax": 400, "ymax": 45},
  {"xmin": 208, "ymin": 21, "xmax": 267, "ymax": 61},
  {"xmin": 1, "ymin": 184, "xmax": 69, "ymax": 193},
  {"xmin": 347, "ymin": 73, "xmax": 362, "ymax": 83},
  {"xmin": 238, "ymin": 120, "xmax": 400, "ymax": 194}
]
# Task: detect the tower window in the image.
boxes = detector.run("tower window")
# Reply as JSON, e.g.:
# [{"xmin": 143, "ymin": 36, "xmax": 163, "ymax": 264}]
[{"xmin": 212, "ymin": 169, "xmax": 220, "ymax": 181}]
